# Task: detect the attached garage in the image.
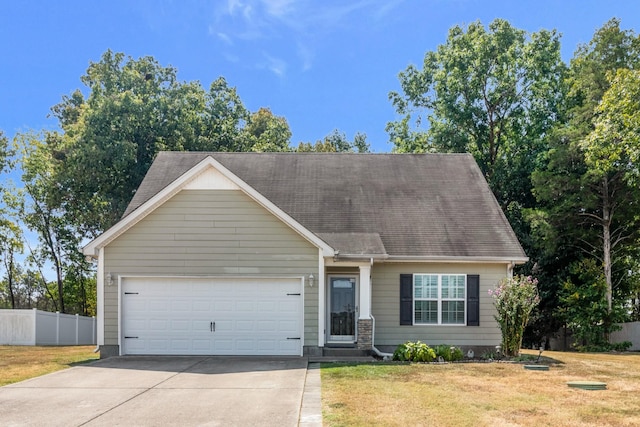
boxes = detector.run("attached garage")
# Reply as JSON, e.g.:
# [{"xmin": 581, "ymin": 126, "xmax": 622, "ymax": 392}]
[{"xmin": 121, "ymin": 277, "xmax": 303, "ymax": 356}]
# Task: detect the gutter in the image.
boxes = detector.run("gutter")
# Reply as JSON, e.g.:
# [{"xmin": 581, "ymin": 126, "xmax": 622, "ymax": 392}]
[{"xmin": 383, "ymin": 255, "xmax": 529, "ymax": 264}]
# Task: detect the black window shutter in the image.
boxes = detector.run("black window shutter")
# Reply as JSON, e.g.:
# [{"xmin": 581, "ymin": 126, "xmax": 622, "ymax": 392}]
[
  {"xmin": 400, "ymin": 274, "xmax": 413, "ymax": 325},
  {"xmin": 467, "ymin": 274, "xmax": 480, "ymax": 326}
]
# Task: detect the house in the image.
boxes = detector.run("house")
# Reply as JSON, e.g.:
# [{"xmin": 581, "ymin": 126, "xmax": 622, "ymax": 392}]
[{"xmin": 83, "ymin": 152, "xmax": 527, "ymax": 358}]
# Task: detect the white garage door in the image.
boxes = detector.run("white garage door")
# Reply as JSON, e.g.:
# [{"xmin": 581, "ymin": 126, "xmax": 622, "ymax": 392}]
[{"xmin": 121, "ymin": 277, "xmax": 303, "ymax": 356}]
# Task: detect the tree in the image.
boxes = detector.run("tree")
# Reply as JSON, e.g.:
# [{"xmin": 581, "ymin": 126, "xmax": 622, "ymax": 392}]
[
  {"xmin": 583, "ymin": 69, "xmax": 640, "ymax": 177},
  {"xmin": 194, "ymin": 77, "xmax": 250, "ymax": 152},
  {"xmin": 0, "ymin": 219, "xmax": 22, "ymax": 308},
  {"xmin": 0, "ymin": 130, "xmax": 9, "ymax": 183},
  {"xmin": 560, "ymin": 258, "xmax": 630, "ymax": 351},
  {"xmin": 15, "ymin": 132, "xmax": 93, "ymax": 314},
  {"xmin": 50, "ymin": 51, "xmax": 256, "ymax": 236},
  {"xmin": 388, "ymin": 19, "xmax": 565, "ymax": 187},
  {"xmin": 296, "ymin": 129, "xmax": 370, "ymax": 152},
  {"xmin": 0, "ymin": 130, "xmax": 22, "ymax": 309},
  {"xmin": 243, "ymin": 107, "xmax": 292, "ymax": 152},
  {"xmin": 583, "ymin": 69, "xmax": 640, "ymax": 312},
  {"xmin": 530, "ymin": 19, "xmax": 640, "ymax": 343}
]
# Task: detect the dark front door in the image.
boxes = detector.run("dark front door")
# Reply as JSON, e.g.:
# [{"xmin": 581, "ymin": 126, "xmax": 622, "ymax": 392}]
[{"xmin": 328, "ymin": 277, "xmax": 356, "ymax": 342}]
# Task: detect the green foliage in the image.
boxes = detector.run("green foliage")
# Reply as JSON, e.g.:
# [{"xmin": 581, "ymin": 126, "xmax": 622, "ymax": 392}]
[
  {"xmin": 243, "ymin": 107, "xmax": 291, "ymax": 152},
  {"xmin": 583, "ymin": 69, "xmax": 640, "ymax": 178},
  {"xmin": 392, "ymin": 343, "xmax": 463, "ymax": 362},
  {"xmin": 50, "ymin": 50, "xmax": 293, "ymax": 236},
  {"xmin": 560, "ymin": 259, "xmax": 629, "ymax": 352},
  {"xmin": 12, "ymin": 132, "xmax": 96, "ymax": 315},
  {"xmin": 490, "ymin": 275, "xmax": 540, "ymax": 356},
  {"xmin": 392, "ymin": 341, "xmax": 436, "ymax": 362},
  {"xmin": 388, "ymin": 18, "xmax": 564, "ymax": 183},
  {"xmin": 295, "ymin": 129, "xmax": 370, "ymax": 153},
  {"xmin": 529, "ymin": 19, "xmax": 640, "ymax": 338},
  {"xmin": 0, "ymin": 130, "xmax": 11, "ymax": 178},
  {"xmin": 433, "ymin": 345, "xmax": 464, "ymax": 362}
]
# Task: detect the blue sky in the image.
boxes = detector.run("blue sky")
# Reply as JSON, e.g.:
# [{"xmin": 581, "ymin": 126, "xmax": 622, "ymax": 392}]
[{"xmin": 1, "ymin": 0, "xmax": 640, "ymax": 153}]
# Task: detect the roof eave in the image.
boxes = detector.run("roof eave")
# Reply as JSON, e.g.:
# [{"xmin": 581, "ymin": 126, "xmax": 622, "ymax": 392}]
[
  {"xmin": 382, "ymin": 255, "xmax": 529, "ymax": 264},
  {"xmin": 332, "ymin": 253, "xmax": 389, "ymax": 261}
]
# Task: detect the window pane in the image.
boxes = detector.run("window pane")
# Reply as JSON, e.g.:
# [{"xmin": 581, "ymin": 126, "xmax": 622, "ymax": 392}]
[
  {"xmin": 442, "ymin": 301, "xmax": 465, "ymax": 324},
  {"xmin": 414, "ymin": 274, "xmax": 437, "ymax": 299},
  {"xmin": 442, "ymin": 275, "xmax": 449, "ymax": 298},
  {"xmin": 443, "ymin": 275, "xmax": 465, "ymax": 299},
  {"xmin": 425, "ymin": 275, "xmax": 437, "ymax": 298},
  {"xmin": 414, "ymin": 301, "xmax": 437, "ymax": 324}
]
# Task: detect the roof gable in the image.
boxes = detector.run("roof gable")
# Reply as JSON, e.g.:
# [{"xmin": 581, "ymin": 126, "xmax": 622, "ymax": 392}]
[
  {"xmin": 82, "ymin": 154, "xmax": 334, "ymax": 257},
  {"xmin": 85, "ymin": 152, "xmax": 527, "ymax": 262}
]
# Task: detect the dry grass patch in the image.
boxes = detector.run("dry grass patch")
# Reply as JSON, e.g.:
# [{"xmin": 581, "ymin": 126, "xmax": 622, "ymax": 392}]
[
  {"xmin": 322, "ymin": 350, "xmax": 640, "ymax": 427},
  {"xmin": 0, "ymin": 345, "xmax": 99, "ymax": 386}
]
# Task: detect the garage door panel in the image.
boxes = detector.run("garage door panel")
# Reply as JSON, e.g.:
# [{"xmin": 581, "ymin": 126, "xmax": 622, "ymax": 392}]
[
  {"xmin": 278, "ymin": 320, "xmax": 298, "ymax": 333},
  {"xmin": 122, "ymin": 277, "xmax": 302, "ymax": 356},
  {"xmin": 149, "ymin": 319, "xmax": 168, "ymax": 331},
  {"xmin": 149, "ymin": 299, "xmax": 170, "ymax": 311},
  {"xmin": 192, "ymin": 300, "xmax": 211, "ymax": 311},
  {"xmin": 235, "ymin": 320, "xmax": 255, "ymax": 331},
  {"xmin": 258, "ymin": 320, "xmax": 276, "ymax": 332}
]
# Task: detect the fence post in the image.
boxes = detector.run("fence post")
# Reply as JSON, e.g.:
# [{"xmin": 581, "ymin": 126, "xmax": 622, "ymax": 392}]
[
  {"xmin": 56, "ymin": 312, "xmax": 60, "ymax": 345},
  {"xmin": 32, "ymin": 308, "xmax": 38, "ymax": 346},
  {"xmin": 75, "ymin": 314, "xmax": 79, "ymax": 345},
  {"xmin": 92, "ymin": 316, "xmax": 96, "ymax": 345}
]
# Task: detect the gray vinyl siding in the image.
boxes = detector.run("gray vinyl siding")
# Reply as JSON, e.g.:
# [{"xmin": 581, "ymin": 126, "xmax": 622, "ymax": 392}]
[
  {"xmin": 103, "ymin": 189, "xmax": 319, "ymax": 347},
  {"xmin": 371, "ymin": 262, "xmax": 505, "ymax": 347}
]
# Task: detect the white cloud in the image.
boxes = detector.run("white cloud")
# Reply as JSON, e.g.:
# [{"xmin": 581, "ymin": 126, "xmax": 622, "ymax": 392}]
[
  {"xmin": 261, "ymin": 0, "xmax": 296, "ymax": 18},
  {"xmin": 215, "ymin": 31, "xmax": 233, "ymax": 45},
  {"xmin": 212, "ymin": 0, "xmax": 405, "ymax": 72},
  {"xmin": 297, "ymin": 42, "xmax": 314, "ymax": 71},
  {"xmin": 260, "ymin": 52, "xmax": 287, "ymax": 77}
]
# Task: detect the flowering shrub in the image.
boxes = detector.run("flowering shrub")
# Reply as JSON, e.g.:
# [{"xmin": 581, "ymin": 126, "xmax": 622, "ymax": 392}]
[{"xmin": 489, "ymin": 275, "xmax": 540, "ymax": 357}]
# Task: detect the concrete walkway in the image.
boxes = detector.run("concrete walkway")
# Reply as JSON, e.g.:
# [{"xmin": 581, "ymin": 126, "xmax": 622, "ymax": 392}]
[
  {"xmin": 0, "ymin": 356, "xmax": 320, "ymax": 427},
  {"xmin": 299, "ymin": 362, "xmax": 322, "ymax": 426}
]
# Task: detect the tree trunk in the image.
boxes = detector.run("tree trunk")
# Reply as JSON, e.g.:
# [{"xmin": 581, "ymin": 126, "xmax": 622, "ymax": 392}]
[{"xmin": 602, "ymin": 176, "xmax": 613, "ymax": 313}]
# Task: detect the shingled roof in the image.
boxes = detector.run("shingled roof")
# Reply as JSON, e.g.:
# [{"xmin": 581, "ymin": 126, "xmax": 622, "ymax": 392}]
[{"xmin": 122, "ymin": 152, "xmax": 527, "ymax": 261}]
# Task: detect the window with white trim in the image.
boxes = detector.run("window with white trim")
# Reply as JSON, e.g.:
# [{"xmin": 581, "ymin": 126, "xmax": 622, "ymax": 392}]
[{"xmin": 414, "ymin": 274, "xmax": 466, "ymax": 325}]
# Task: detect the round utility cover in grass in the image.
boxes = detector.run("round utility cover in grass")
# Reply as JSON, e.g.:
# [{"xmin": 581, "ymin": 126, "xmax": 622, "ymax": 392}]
[
  {"xmin": 567, "ymin": 381, "xmax": 607, "ymax": 390},
  {"xmin": 524, "ymin": 364, "xmax": 549, "ymax": 371}
]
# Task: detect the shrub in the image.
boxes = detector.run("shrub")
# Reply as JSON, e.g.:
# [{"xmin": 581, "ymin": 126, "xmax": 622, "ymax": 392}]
[
  {"xmin": 574, "ymin": 340, "xmax": 632, "ymax": 352},
  {"xmin": 392, "ymin": 341, "xmax": 436, "ymax": 362},
  {"xmin": 489, "ymin": 275, "xmax": 540, "ymax": 357},
  {"xmin": 434, "ymin": 344, "xmax": 464, "ymax": 362}
]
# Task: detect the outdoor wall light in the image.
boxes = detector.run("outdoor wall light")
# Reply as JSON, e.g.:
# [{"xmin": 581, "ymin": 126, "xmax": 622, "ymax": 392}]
[
  {"xmin": 308, "ymin": 273, "xmax": 315, "ymax": 287},
  {"xmin": 106, "ymin": 272, "xmax": 113, "ymax": 286}
]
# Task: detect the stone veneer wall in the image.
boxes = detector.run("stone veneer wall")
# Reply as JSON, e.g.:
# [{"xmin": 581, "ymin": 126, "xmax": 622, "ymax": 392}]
[{"xmin": 357, "ymin": 318, "xmax": 373, "ymax": 350}]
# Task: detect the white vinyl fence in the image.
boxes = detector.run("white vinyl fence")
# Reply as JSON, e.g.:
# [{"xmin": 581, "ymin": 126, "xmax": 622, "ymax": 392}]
[
  {"xmin": 0, "ymin": 309, "xmax": 96, "ymax": 346},
  {"xmin": 611, "ymin": 321, "xmax": 640, "ymax": 351}
]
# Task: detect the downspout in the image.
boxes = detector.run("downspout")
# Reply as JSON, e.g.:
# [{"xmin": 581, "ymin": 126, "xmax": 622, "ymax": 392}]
[
  {"xmin": 369, "ymin": 257, "xmax": 393, "ymax": 360},
  {"xmin": 507, "ymin": 261, "xmax": 515, "ymax": 278}
]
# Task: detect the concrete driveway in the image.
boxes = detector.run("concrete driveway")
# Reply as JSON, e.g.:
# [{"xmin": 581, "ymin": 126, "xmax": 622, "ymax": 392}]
[{"xmin": 0, "ymin": 356, "xmax": 320, "ymax": 427}]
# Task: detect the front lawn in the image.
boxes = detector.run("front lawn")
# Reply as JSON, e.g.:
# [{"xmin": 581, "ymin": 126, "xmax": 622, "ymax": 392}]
[
  {"xmin": 0, "ymin": 345, "xmax": 99, "ymax": 386},
  {"xmin": 322, "ymin": 350, "xmax": 640, "ymax": 426}
]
